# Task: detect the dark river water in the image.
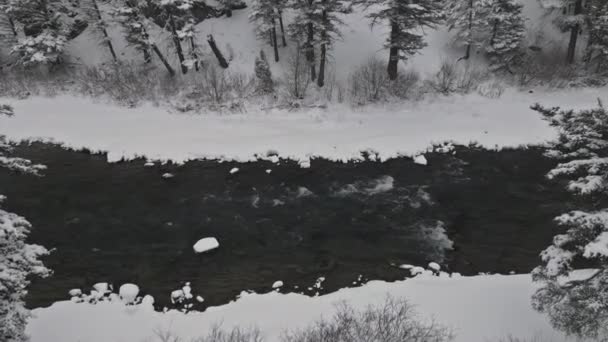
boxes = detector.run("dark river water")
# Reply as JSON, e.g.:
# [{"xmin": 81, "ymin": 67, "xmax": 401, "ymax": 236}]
[{"xmin": 0, "ymin": 142, "xmax": 573, "ymax": 310}]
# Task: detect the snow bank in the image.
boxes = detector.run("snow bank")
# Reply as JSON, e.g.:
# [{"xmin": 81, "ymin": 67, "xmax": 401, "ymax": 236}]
[
  {"xmin": 26, "ymin": 273, "xmax": 575, "ymax": 342},
  {"xmin": 119, "ymin": 284, "xmax": 140, "ymax": 304},
  {"xmin": 3, "ymin": 88, "xmax": 606, "ymax": 164},
  {"xmin": 193, "ymin": 237, "xmax": 220, "ymax": 253}
]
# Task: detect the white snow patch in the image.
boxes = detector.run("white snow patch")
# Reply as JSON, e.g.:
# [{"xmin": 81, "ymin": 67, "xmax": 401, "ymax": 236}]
[
  {"xmin": 229, "ymin": 168, "xmax": 239, "ymax": 174},
  {"xmin": 196, "ymin": 296, "xmax": 204, "ymax": 303},
  {"xmin": 193, "ymin": 237, "xmax": 220, "ymax": 254},
  {"xmin": 272, "ymin": 281, "xmax": 284, "ymax": 289},
  {"xmin": 68, "ymin": 289, "xmax": 82, "ymax": 297},
  {"xmin": 162, "ymin": 173, "xmax": 174, "ymax": 179}
]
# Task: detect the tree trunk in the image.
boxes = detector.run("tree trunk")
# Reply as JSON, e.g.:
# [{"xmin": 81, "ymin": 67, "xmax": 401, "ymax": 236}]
[
  {"xmin": 278, "ymin": 10, "xmax": 287, "ymax": 47},
  {"xmin": 318, "ymin": 43, "xmax": 326, "ymax": 88},
  {"xmin": 272, "ymin": 19, "xmax": 279, "ymax": 62},
  {"xmin": 462, "ymin": 0, "xmax": 474, "ymax": 60},
  {"xmin": 169, "ymin": 13, "xmax": 188, "ymax": 74},
  {"xmin": 8, "ymin": 16, "xmax": 17, "ymax": 37},
  {"xmin": 143, "ymin": 49, "xmax": 152, "ymax": 64},
  {"xmin": 190, "ymin": 37, "xmax": 200, "ymax": 71},
  {"xmin": 387, "ymin": 21, "xmax": 400, "ymax": 80},
  {"xmin": 92, "ymin": 0, "xmax": 118, "ymax": 62},
  {"xmin": 152, "ymin": 44, "xmax": 176, "ymax": 76},
  {"xmin": 207, "ymin": 34, "xmax": 229, "ymax": 68},
  {"xmin": 306, "ymin": 0, "xmax": 316, "ymax": 81},
  {"xmin": 317, "ymin": 9, "xmax": 328, "ymax": 88},
  {"xmin": 566, "ymin": 0, "xmax": 583, "ymax": 64}
]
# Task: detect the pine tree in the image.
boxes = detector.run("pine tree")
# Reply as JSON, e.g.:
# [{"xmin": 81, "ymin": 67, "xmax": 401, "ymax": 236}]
[
  {"xmin": 316, "ymin": 0, "xmax": 351, "ymax": 87},
  {"xmin": 485, "ymin": 0, "xmax": 526, "ymax": 72},
  {"xmin": 83, "ymin": 0, "xmax": 118, "ymax": 62},
  {"xmin": 1, "ymin": 108, "xmax": 50, "ymax": 342},
  {"xmin": 445, "ymin": 0, "xmax": 488, "ymax": 60},
  {"xmin": 585, "ymin": 0, "xmax": 608, "ymax": 72},
  {"xmin": 250, "ymin": 0, "xmax": 281, "ymax": 62},
  {"xmin": 254, "ymin": 50, "xmax": 273, "ymax": 94},
  {"xmin": 531, "ymin": 101, "xmax": 608, "ymax": 341},
  {"xmin": 361, "ymin": 0, "xmax": 443, "ymax": 80},
  {"xmin": 112, "ymin": 1, "xmax": 176, "ymax": 75},
  {"xmin": 6, "ymin": 0, "xmax": 69, "ymax": 66},
  {"xmin": 289, "ymin": 0, "xmax": 318, "ymax": 80}
]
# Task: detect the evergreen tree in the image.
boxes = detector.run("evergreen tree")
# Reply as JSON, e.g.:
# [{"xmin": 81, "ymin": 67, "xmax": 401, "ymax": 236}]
[
  {"xmin": 250, "ymin": 0, "xmax": 280, "ymax": 62},
  {"xmin": 5, "ymin": 0, "xmax": 69, "ymax": 66},
  {"xmin": 1, "ymin": 108, "xmax": 50, "ymax": 342},
  {"xmin": 316, "ymin": 0, "xmax": 351, "ymax": 87},
  {"xmin": 289, "ymin": 0, "xmax": 318, "ymax": 80},
  {"xmin": 585, "ymin": 0, "xmax": 608, "ymax": 72},
  {"xmin": 83, "ymin": 0, "xmax": 118, "ymax": 62},
  {"xmin": 485, "ymin": 0, "xmax": 526, "ymax": 72},
  {"xmin": 445, "ymin": 0, "xmax": 487, "ymax": 60},
  {"xmin": 531, "ymin": 101, "xmax": 608, "ymax": 341},
  {"xmin": 361, "ymin": 0, "xmax": 443, "ymax": 80},
  {"xmin": 254, "ymin": 50, "xmax": 273, "ymax": 94},
  {"xmin": 112, "ymin": 1, "xmax": 176, "ymax": 75}
]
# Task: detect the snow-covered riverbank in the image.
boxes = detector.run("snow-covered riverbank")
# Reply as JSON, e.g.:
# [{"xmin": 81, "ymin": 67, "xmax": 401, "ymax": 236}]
[
  {"xmin": 2, "ymin": 87, "xmax": 606, "ymax": 164},
  {"xmin": 26, "ymin": 273, "xmax": 576, "ymax": 342}
]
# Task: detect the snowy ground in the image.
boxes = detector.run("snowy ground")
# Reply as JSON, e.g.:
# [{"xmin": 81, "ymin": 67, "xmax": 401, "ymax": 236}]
[
  {"xmin": 2, "ymin": 87, "xmax": 606, "ymax": 164},
  {"xmin": 27, "ymin": 273, "xmax": 577, "ymax": 342}
]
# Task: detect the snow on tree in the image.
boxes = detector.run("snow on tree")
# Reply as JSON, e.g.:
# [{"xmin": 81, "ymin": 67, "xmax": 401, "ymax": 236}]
[
  {"xmin": 1, "ymin": 107, "xmax": 50, "ymax": 342},
  {"xmin": 531, "ymin": 101, "xmax": 608, "ymax": 341},
  {"xmin": 155, "ymin": 0, "xmax": 195, "ymax": 74},
  {"xmin": 5, "ymin": 0, "xmax": 69, "ymax": 66},
  {"xmin": 360, "ymin": 0, "xmax": 443, "ymax": 80},
  {"xmin": 316, "ymin": 0, "xmax": 352, "ymax": 87},
  {"xmin": 444, "ymin": 0, "xmax": 488, "ymax": 60},
  {"xmin": 112, "ymin": 1, "xmax": 176, "ymax": 75},
  {"xmin": 254, "ymin": 50, "xmax": 273, "ymax": 94},
  {"xmin": 177, "ymin": 19, "xmax": 201, "ymax": 71},
  {"xmin": 584, "ymin": 0, "xmax": 608, "ymax": 72},
  {"xmin": 544, "ymin": 0, "xmax": 586, "ymax": 64},
  {"xmin": 250, "ymin": 0, "xmax": 282, "ymax": 62},
  {"xmin": 485, "ymin": 0, "xmax": 526, "ymax": 72}
]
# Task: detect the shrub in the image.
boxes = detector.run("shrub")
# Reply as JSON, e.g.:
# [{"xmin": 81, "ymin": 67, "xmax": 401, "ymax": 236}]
[
  {"xmin": 282, "ymin": 297, "xmax": 453, "ymax": 342},
  {"xmin": 348, "ymin": 57, "xmax": 389, "ymax": 104}
]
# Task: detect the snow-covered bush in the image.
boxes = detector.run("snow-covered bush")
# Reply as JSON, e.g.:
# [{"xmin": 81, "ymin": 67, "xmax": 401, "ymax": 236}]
[
  {"xmin": 1, "ymin": 111, "xmax": 50, "ymax": 342},
  {"xmin": 282, "ymin": 297, "xmax": 453, "ymax": 342},
  {"xmin": 254, "ymin": 50, "xmax": 273, "ymax": 95},
  {"xmin": 11, "ymin": 30, "xmax": 67, "ymax": 66},
  {"xmin": 283, "ymin": 45, "xmax": 311, "ymax": 100},
  {"xmin": 531, "ymin": 101, "xmax": 608, "ymax": 341}
]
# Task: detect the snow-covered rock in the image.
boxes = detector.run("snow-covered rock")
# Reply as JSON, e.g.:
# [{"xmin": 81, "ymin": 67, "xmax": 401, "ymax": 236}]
[
  {"xmin": 229, "ymin": 168, "xmax": 239, "ymax": 174},
  {"xmin": 272, "ymin": 281, "xmax": 284, "ymax": 289},
  {"xmin": 196, "ymin": 296, "xmax": 204, "ymax": 303},
  {"xmin": 92, "ymin": 283, "xmax": 109, "ymax": 295},
  {"xmin": 162, "ymin": 173, "xmax": 174, "ymax": 179},
  {"xmin": 265, "ymin": 169, "xmax": 272, "ymax": 174},
  {"xmin": 193, "ymin": 237, "xmax": 219, "ymax": 253},
  {"xmin": 428, "ymin": 262, "xmax": 441, "ymax": 272},
  {"xmin": 119, "ymin": 284, "xmax": 139, "ymax": 304},
  {"xmin": 68, "ymin": 289, "xmax": 82, "ymax": 297},
  {"xmin": 414, "ymin": 155, "xmax": 428, "ymax": 166}
]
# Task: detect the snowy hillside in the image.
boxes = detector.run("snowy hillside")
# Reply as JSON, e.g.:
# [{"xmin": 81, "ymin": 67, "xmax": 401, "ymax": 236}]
[{"xmin": 65, "ymin": 0, "xmax": 572, "ymax": 80}]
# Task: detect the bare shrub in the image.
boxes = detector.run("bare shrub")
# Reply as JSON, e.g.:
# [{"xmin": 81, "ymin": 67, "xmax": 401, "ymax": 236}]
[
  {"xmin": 283, "ymin": 45, "xmax": 311, "ymax": 100},
  {"xmin": 388, "ymin": 69, "xmax": 420, "ymax": 99},
  {"xmin": 152, "ymin": 325, "xmax": 263, "ymax": 342},
  {"xmin": 77, "ymin": 62, "xmax": 178, "ymax": 106},
  {"xmin": 428, "ymin": 60, "xmax": 458, "ymax": 95},
  {"xmin": 348, "ymin": 57, "xmax": 389, "ymax": 104},
  {"xmin": 282, "ymin": 297, "xmax": 453, "ymax": 342},
  {"xmin": 492, "ymin": 334, "xmax": 549, "ymax": 342},
  {"xmin": 456, "ymin": 64, "xmax": 489, "ymax": 94},
  {"xmin": 0, "ymin": 67, "xmax": 74, "ymax": 98},
  {"xmin": 477, "ymin": 79, "xmax": 505, "ymax": 98}
]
